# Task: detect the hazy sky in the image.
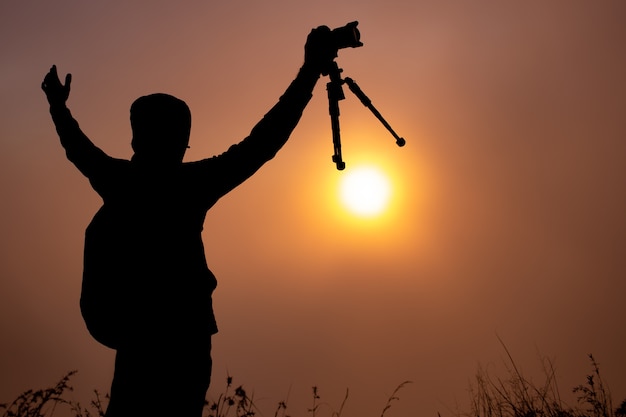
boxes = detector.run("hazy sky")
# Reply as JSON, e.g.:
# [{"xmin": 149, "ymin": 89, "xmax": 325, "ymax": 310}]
[{"xmin": 1, "ymin": 2, "xmax": 625, "ymax": 416}]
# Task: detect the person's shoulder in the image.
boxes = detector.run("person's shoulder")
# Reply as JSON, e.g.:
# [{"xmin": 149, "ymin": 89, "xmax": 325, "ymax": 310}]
[
  {"xmin": 108, "ymin": 156, "xmax": 132, "ymax": 170},
  {"xmin": 111, "ymin": 156, "xmax": 131, "ymax": 164},
  {"xmin": 182, "ymin": 157, "xmax": 218, "ymax": 170}
]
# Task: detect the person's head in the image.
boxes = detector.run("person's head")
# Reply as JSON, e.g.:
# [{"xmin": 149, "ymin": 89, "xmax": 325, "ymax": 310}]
[{"xmin": 130, "ymin": 93, "xmax": 191, "ymax": 164}]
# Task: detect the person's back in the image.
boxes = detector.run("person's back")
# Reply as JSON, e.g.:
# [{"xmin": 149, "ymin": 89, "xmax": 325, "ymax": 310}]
[
  {"xmin": 81, "ymin": 158, "xmax": 218, "ymax": 349},
  {"xmin": 41, "ymin": 26, "xmax": 336, "ymax": 417}
]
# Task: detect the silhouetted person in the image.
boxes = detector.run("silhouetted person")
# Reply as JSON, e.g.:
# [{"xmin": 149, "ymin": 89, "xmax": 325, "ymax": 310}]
[{"xmin": 41, "ymin": 27, "xmax": 336, "ymax": 417}]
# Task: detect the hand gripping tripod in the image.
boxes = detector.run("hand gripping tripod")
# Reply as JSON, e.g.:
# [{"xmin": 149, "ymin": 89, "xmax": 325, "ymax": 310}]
[{"xmin": 325, "ymin": 60, "xmax": 406, "ymax": 170}]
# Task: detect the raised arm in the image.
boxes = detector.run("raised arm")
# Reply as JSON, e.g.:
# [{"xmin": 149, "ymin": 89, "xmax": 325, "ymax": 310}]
[
  {"xmin": 205, "ymin": 26, "xmax": 337, "ymax": 195},
  {"xmin": 41, "ymin": 65, "xmax": 110, "ymax": 179}
]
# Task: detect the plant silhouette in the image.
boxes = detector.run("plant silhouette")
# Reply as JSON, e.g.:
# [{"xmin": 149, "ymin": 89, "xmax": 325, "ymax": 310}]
[{"xmin": 41, "ymin": 26, "xmax": 337, "ymax": 417}]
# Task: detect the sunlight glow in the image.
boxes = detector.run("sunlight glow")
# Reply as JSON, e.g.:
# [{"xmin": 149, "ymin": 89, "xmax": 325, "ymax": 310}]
[{"xmin": 339, "ymin": 165, "xmax": 391, "ymax": 217}]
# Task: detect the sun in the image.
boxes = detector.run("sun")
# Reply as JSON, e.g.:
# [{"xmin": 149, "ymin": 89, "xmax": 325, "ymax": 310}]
[{"xmin": 339, "ymin": 165, "xmax": 392, "ymax": 218}]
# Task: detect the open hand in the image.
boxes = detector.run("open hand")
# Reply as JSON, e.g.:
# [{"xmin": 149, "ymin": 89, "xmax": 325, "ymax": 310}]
[{"xmin": 41, "ymin": 65, "xmax": 72, "ymax": 106}]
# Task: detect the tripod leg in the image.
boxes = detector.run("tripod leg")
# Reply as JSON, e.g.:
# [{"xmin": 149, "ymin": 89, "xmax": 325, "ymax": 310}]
[
  {"xmin": 344, "ymin": 77, "xmax": 406, "ymax": 147},
  {"xmin": 329, "ymin": 93, "xmax": 345, "ymax": 170},
  {"xmin": 327, "ymin": 71, "xmax": 346, "ymax": 170}
]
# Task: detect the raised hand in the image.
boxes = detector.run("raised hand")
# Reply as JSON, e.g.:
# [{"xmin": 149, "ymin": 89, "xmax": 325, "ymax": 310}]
[
  {"xmin": 41, "ymin": 65, "xmax": 72, "ymax": 106},
  {"xmin": 304, "ymin": 26, "xmax": 337, "ymax": 75}
]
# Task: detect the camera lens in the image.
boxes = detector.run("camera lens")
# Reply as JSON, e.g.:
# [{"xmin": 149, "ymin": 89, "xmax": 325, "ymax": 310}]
[{"xmin": 331, "ymin": 21, "xmax": 363, "ymax": 49}]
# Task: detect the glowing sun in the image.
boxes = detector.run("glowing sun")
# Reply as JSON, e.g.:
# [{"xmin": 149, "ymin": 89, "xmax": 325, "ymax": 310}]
[{"xmin": 339, "ymin": 165, "xmax": 392, "ymax": 217}]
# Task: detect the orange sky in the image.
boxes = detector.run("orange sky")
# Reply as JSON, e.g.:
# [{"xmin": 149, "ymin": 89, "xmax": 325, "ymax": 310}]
[{"xmin": 1, "ymin": 2, "xmax": 625, "ymax": 416}]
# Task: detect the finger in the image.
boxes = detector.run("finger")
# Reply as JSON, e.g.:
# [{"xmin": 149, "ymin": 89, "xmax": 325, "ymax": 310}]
[
  {"xmin": 44, "ymin": 67, "xmax": 59, "ymax": 85},
  {"xmin": 65, "ymin": 73, "xmax": 72, "ymax": 88}
]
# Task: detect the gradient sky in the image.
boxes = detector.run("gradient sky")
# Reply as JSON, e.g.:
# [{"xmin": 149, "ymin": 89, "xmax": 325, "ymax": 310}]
[{"xmin": 1, "ymin": 1, "xmax": 625, "ymax": 416}]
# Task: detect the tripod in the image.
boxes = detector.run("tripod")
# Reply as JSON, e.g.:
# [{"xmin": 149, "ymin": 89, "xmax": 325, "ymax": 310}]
[{"xmin": 326, "ymin": 61, "xmax": 406, "ymax": 170}]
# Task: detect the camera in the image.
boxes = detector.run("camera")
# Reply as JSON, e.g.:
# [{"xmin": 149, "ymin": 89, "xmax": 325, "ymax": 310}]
[{"xmin": 331, "ymin": 21, "xmax": 363, "ymax": 50}]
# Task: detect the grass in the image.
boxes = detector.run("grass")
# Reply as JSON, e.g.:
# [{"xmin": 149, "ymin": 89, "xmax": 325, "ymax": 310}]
[
  {"xmin": 456, "ymin": 338, "xmax": 626, "ymax": 417},
  {"xmin": 1, "ymin": 347, "xmax": 624, "ymax": 417},
  {"xmin": 0, "ymin": 370, "xmax": 106, "ymax": 417}
]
